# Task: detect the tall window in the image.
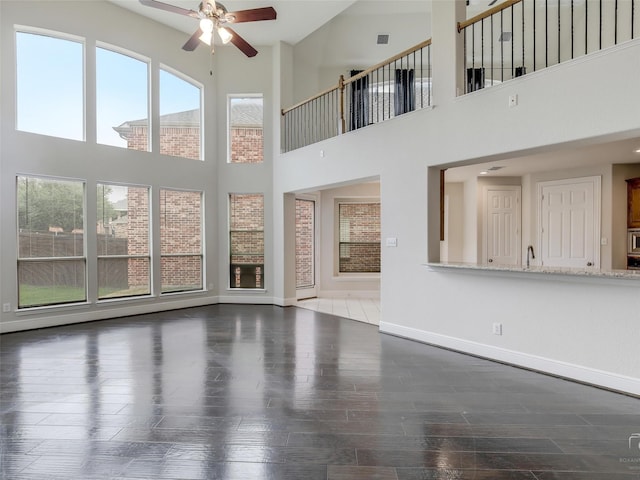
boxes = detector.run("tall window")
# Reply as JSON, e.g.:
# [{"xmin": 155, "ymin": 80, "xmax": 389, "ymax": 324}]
[
  {"xmin": 16, "ymin": 30, "xmax": 84, "ymax": 141},
  {"xmin": 160, "ymin": 189, "xmax": 203, "ymax": 293},
  {"xmin": 229, "ymin": 194, "xmax": 264, "ymax": 288},
  {"xmin": 338, "ymin": 203, "xmax": 381, "ymax": 273},
  {"xmin": 228, "ymin": 95, "xmax": 263, "ymax": 163},
  {"xmin": 97, "ymin": 46, "xmax": 149, "ymax": 150},
  {"xmin": 97, "ymin": 184, "xmax": 151, "ymax": 299},
  {"xmin": 159, "ymin": 68, "xmax": 202, "ymax": 160},
  {"xmin": 17, "ymin": 176, "xmax": 86, "ymax": 308},
  {"xmin": 296, "ymin": 199, "xmax": 315, "ymax": 288}
]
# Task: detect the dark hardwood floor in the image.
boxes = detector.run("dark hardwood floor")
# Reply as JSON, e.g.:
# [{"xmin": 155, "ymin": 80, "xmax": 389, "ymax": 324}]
[{"xmin": 1, "ymin": 304, "xmax": 639, "ymax": 479}]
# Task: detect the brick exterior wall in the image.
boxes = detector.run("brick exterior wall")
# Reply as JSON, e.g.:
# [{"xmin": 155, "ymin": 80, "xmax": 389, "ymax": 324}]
[
  {"xmin": 230, "ymin": 127, "xmax": 263, "ymax": 163},
  {"xmin": 339, "ymin": 203, "xmax": 381, "ymax": 273}
]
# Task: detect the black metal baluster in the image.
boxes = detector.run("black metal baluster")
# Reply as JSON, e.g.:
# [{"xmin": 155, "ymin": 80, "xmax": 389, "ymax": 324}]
[
  {"xmin": 522, "ymin": 1, "xmax": 525, "ymax": 74},
  {"xmin": 599, "ymin": 0, "xmax": 602, "ymax": 50},
  {"xmin": 490, "ymin": 14, "xmax": 494, "ymax": 87},
  {"xmin": 481, "ymin": 18, "xmax": 484, "ymax": 86},
  {"xmin": 533, "ymin": 0, "xmax": 537, "ymax": 71},
  {"xmin": 571, "ymin": 0, "xmax": 574, "ymax": 59},
  {"xmin": 428, "ymin": 44, "xmax": 431, "ymax": 105},
  {"xmin": 501, "ymin": 10, "xmax": 504, "ymax": 82},
  {"xmin": 472, "ymin": 23, "xmax": 476, "ymax": 92},
  {"xmin": 557, "ymin": 0, "xmax": 561, "ymax": 64},
  {"xmin": 585, "ymin": 0, "xmax": 588, "ymax": 54},
  {"xmin": 511, "ymin": 5, "xmax": 514, "ymax": 79},
  {"xmin": 614, "ymin": 0, "xmax": 618, "ymax": 45},
  {"xmin": 545, "ymin": 0, "xmax": 549, "ymax": 67}
]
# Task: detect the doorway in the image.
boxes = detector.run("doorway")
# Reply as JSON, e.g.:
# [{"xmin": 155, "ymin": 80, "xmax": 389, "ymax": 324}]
[
  {"xmin": 483, "ymin": 185, "xmax": 521, "ymax": 265},
  {"xmin": 538, "ymin": 176, "xmax": 601, "ymax": 268}
]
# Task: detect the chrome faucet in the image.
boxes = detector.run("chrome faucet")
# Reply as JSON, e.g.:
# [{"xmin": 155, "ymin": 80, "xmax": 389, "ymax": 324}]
[{"xmin": 527, "ymin": 245, "xmax": 535, "ymax": 268}]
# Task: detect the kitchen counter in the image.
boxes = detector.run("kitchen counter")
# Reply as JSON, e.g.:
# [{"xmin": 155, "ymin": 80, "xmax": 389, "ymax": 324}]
[{"xmin": 426, "ymin": 262, "xmax": 640, "ymax": 281}]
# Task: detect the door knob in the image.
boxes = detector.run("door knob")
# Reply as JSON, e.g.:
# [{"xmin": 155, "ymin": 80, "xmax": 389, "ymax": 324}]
[
  {"xmin": 488, "ymin": 259, "xmax": 493, "ymax": 263},
  {"xmin": 587, "ymin": 262, "xmax": 593, "ymax": 266}
]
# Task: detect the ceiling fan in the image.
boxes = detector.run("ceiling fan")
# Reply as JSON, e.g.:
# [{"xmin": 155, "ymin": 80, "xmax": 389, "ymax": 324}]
[{"xmin": 139, "ymin": 0, "xmax": 277, "ymax": 57}]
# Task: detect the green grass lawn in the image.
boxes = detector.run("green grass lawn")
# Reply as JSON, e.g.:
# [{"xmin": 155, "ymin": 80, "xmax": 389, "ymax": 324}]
[{"xmin": 19, "ymin": 284, "xmax": 85, "ymax": 307}]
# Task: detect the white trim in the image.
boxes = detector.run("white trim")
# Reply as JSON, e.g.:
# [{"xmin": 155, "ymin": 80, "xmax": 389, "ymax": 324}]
[
  {"xmin": 379, "ymin": 321, "xmax": 640, "ymax": 396},
  {"xmin": 273, "ymin": 296, "xmax": 297, "ymax": 307},
  {"xmin": 218, "ymin": 295, "xmax": 274, "ymax": 305},
  {"xmin": 1, "ymin": 296, "xmax": 219, "ymax": 334}
]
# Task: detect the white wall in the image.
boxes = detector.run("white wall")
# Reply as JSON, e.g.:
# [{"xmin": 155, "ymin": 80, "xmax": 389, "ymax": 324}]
[{"xmin": 275, "ymin": 1, "xmax": 640, "ymax": 394}]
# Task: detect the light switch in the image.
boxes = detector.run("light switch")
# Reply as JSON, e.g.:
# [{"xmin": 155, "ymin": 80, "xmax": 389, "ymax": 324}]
[{"xmin": 386, "ymin": 237, "xmax": 397, "ymax": 247}]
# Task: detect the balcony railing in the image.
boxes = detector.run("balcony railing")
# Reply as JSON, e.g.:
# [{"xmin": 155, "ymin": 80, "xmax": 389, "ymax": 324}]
[
  {"xmin": 459, "ymin": 0, "xmax": 639, "ymax": 93},
  {"xmin": 282, "ymin": 39, "xmax": 432, "ymax": 153}
]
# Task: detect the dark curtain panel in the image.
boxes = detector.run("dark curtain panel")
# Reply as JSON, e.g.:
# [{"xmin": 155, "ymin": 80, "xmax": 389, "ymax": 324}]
[
  {"xmin": 394, "ymin": 69, "xmax": 415, "ymax": 116},
  {"xmin": 349, "ymin": 69, "xmax": 369, "ymax": 130}
]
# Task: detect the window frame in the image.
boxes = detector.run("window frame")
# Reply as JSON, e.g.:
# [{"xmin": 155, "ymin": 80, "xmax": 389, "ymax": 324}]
[
  {"xmin": 96, "ymin": 182, "xmax": 152, "ymax": 301},
  {"xmin": 227, "ymin": 94, "xmax": 264, "ymax": 164},
  {"xmin": 337, "ymin": 200, "xmax": 382, "ymax": 275},
  {"xmin": 95, "ymin": 42, "xmax": 151, "ymax": 151},
  {"xmin": 159, "ymin": 187, "xmax": 204, "ymax": 295},
  {"xmin": 16, "ymin": 174, "xmax": 88, "ymax": 309},
  {"xmin": 15, "ymin": 26, "xmax": 86, "ymax": 142},
  {"xmin": 159, "ymin": 64, "xmax": 204, "ymax": 161},
  {"xmin": 228, "ymin": 193, "xmax": 265, "ymax": 289}
]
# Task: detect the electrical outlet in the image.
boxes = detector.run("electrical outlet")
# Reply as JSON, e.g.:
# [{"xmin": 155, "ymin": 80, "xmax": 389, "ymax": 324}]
[
  {"xmin": 2, "ymin": 303, "xmax": 11, "ymax": 313},
  {"xmin": 492, "ymin": 322, "xmax": 503, "ymax": 335},
  {"xmin": 508, "ymin": 94, "xmax": 518, "ymax": 107}
]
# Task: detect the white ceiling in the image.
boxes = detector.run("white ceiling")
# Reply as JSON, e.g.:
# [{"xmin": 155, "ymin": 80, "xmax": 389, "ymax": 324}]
[
  {"xmin": 109, "ymin": 0, "xmax": 358, "ymax": 47},
  {"xmin": 445, "ymin": 136, "xmax": 640, "ymax": 182}
]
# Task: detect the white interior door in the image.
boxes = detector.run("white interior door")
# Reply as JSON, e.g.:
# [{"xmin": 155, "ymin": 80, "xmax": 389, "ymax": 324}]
[
  {"xmin": 296, "ymin": 198, "xmax": 317, "ymax": 300},
  {"xmin": 484, "ymin": 186, "xmax": 521, "ymax": 265},
  {"xmin": 538, "ymin": 176, "xmax": 601, "ymax": 268}
]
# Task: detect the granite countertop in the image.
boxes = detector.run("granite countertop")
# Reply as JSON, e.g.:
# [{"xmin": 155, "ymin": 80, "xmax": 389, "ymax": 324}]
[{"xmin": 426, "ymin": 262, "xmax": 640, "ymax": 280}]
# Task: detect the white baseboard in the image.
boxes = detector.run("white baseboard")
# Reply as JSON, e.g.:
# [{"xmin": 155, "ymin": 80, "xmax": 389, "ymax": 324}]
[
  {"xmin": 379, "ymin": 321, "xmax": 640, "ymax": 397},
  {"xmin": 273, "ymin": 297, "xmax": 297, "ymax": 307},
  {"xmin": 1, "ymin": 296, "xmax": 219, "ymax": 334},
  {"xmin": 217, "ymin": 295, "xmax": 275, "ymax": 305}
]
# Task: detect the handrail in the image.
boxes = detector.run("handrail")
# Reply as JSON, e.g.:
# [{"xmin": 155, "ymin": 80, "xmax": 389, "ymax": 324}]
[
  {"xmin": 344, "ymin": 38, "xmax": 432, "ymax": 85},
  {"xmin": 281, "ymin": 38, "xmax": 432, "ymax": 115},
  {"xmin": 281, "ymin": 81, "xmax": 342, "ymax": 116},
  {"xmin": 458, "ymin": 0, "xmax": 522, "ymax": 32}
]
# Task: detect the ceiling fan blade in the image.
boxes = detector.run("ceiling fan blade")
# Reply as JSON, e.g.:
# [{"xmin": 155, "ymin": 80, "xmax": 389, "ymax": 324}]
[
  {"xmin": 227, "ymin": 7, "xmax": 276, "ymax": 23},
  {"xmin": 182, "ymin": 29, "xmax": 202, "ymax": 51},
  {"xmin": 139, "ymin": 0, "xmax": 199, "ymax": 18},
  {"xmin": 226, "ymin": 28, "xmax": 258, "ymax": 57}
]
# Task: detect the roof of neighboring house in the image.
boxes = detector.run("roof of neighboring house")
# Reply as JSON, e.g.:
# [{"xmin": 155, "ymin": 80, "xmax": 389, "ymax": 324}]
[
  {"xmin": 230, "ymin": 102, "xmax": 263, "ymax": 128},
  {"xmin": 114, "ymin": 104, "xmax": 263, "ymax": 139}
]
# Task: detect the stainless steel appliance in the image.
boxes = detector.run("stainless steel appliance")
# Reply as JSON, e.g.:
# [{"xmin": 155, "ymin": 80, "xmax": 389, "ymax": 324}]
[{"xmin": 629, "ymin": 229, "xmax": 640, "ymax": 255}]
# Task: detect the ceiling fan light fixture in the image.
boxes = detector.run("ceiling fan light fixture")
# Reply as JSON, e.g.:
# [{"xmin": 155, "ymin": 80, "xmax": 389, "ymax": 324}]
[{"xmin": 217, "ymin": 26, "xmax": 233, "ymax": 44}]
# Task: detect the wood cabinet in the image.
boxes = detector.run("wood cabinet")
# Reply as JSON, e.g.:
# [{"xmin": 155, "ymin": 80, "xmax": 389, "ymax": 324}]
[{"xmin": 628, "ymin": 177, "xmax": 640, "ymax": 228}]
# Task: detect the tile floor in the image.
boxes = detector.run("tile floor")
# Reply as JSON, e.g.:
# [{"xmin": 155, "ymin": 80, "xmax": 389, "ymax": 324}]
[
  {"xmin": 1, "ymin": 304, "xmax": 640, "ymax": 479},
  {"xmin": 296, "ymin": 296, "xmax": 380, "ymax": 325}
]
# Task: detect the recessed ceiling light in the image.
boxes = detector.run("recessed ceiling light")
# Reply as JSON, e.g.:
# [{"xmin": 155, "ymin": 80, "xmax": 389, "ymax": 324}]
[
  {"xmin": 480, "ymin": 171, "xmax": 488, "ymax": 175},
  {"xmin": 634, "ymin": 148, "xmax": 640, "ymax": 153}
]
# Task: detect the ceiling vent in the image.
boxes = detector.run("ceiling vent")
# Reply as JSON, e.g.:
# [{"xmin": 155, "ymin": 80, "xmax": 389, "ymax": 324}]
[
  {"xmin": 487, "ymin": 166, "xmax": 504, "ymax": 171},
  {"xmin": 377, "ymin": 34, "xmax": 389, "ymax": 45}
]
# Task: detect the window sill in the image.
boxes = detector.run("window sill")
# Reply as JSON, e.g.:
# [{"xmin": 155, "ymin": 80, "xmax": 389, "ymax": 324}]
[
  {"xmin": 15, "ymin": 301, "xmax": 92, "ymax": 316},
  {"xmin": 226, "ymin": 288, "xmax": 267, "ymax": 293},
  {"xmin": 333, "ymin": 274, "xmax": 381, "ymax": 281}
]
